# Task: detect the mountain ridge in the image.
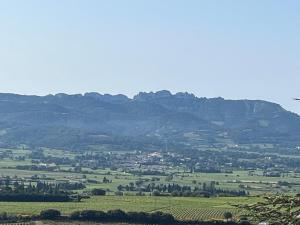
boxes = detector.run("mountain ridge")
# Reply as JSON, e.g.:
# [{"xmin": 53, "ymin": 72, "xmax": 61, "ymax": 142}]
[{"xmin": 0, "ymin": 91, "xmax": 299, "ymax": 151}]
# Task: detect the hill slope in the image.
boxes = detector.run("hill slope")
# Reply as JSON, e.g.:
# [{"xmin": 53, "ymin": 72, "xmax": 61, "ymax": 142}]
[{"xmin": 0, "ymin": 91, "xmax": 299, "ymax": 151}]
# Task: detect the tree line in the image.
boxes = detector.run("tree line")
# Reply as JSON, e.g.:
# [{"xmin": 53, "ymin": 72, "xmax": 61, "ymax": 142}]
[
  {"xmin": 0, "ymin": 179, "xmax": 82, "ymax": 202},
  {"xmin": 37, "ymin": 209, "xmax": 247, "ymax": 225},
  {"xmin": 117, "ymin": 182, "xmax": 248, "ymax": 197}
]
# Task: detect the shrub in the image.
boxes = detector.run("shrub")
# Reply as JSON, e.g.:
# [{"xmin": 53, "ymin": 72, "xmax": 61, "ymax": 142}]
[
  {"xmin": 40, "ymin": 209, "xmax": 61, "ymax": 219},
  {"xmin": 68, "ymin": 210, "xmax": 175, "ymax": 224},
  {"xmin": 149, "ymin": 211, "xmax": 175, "ymax": 224},
  {"xmin": 106, "ymin": 209, "xmax": 127, "ymax": 220},
  {"xmin": 152, "ymin": 190, "xmax": 161, "ymax": 196},
  {"xmin": 127, "ymin": 211, "xmax": 149, "ymax": 222},
  {"xmin": 70, "ymin": 211, "xmax": 81, "ymax": 220},
  {"xmin": 0, "ymin": 212, "xmax": 8, "ymax": 220},
  {"xmin": 223, "ymin": 211, "xmax": 233, "ymax": 221},
  {"xmin": 91, "ymin": 188, "xmax": 106, "ymax": 196}
]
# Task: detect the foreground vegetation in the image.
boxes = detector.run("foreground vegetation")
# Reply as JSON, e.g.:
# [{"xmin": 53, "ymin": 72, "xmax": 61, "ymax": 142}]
[
  {"xmin": 0, "ymin": 196, "xmax": 257, "ymax": 220},
  {"xmin": 0, "ymin": 208, "xmax": 246, "ymax": 225}
]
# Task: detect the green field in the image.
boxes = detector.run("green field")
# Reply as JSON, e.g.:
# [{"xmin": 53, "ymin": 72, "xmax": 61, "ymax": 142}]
[
  {"xmin": 0, "ymin": 147, "xmax": 294, "ymax": 222},
  {"xmin": 0, "ymin": 196, "xmax": 258, "ymax": 221},
  {"xmin": 2, "ymin": 147, "xmax": 300, "ymax": 195},
  {"xmin": 1, "ymin": 166, "xmax": 300, "ymax": 194}
]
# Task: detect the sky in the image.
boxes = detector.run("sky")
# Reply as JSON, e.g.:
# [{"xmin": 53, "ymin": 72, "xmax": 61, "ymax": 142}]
[{"xmin": 0, "ymin": 0, "xmax": 300, "ymax": 113}]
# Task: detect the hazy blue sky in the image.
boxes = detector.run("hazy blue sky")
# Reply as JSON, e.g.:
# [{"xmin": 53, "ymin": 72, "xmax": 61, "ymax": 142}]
[{"xmin": 0, "ymin": 0, "xmax": 300, "ymax": 113}]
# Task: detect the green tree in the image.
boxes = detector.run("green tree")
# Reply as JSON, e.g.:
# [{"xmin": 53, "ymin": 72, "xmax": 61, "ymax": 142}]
[
  {"xmin": 40, "ymin": 209, "xmax": 61, "ymax": 219},
  {"xmin": 223, "ymin": 211, "xmax": 233, "ymax": 222},
  {"xmin": 239, "ymin": 194, "xmax": 300, "ymax": 225}
]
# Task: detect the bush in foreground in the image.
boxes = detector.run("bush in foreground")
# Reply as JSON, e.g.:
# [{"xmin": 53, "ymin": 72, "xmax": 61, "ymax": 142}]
[
  {"xmin": 39, "ymin": 209, "xmax": 245, "ymax": 225},
  {"xmin": 68, "ymin": 209, "xmax": 175, "ymax": 224},
  {"xmin": 40, "ymin": 209, "xmax": 61, "ymax": 220},
  {"xmin": 91, "ymin": 188, "xmax": 106, "ymax": 196}
]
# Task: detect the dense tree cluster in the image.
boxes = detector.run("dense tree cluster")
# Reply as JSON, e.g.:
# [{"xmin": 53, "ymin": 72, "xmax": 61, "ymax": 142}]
[
  {"xmin": 0, "ymin": 207, "xmax": 245, "ymax": 225},
  {"xmin": 117, "ymin": 182, "xmax": 248, "ymax": 197},
  {"xmin": 69, "ymin": 209, "xmax": 175, "ymax": 224},
  {"xmin": 0, "ymin": 178, "xmax": 83, "ymax": 193},
  {"xmin": 0, "ymin": 179, "xmax": 81, "ymax": 202},
  {"xmin": 0, "ymin": 193, "xmax": 70, "ymax": 202},
  {"xmin": 16, "ymin": 164, "xmax": 58, "ymax": 172},
  {"xmin": 40, "ymin": 209, "xmax": 61, "ymax": 219}
]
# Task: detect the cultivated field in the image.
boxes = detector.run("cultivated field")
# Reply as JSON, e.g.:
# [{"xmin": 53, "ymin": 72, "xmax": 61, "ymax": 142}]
[
  {"xmin": 0, "ymin": 196, "xmax": 257, "ymax": 221},
  {"xmin": 0, "ymin": 147, "xmax": 294, "ymax": 222}
]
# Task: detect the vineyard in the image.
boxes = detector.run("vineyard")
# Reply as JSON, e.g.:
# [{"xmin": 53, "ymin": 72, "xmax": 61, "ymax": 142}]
[{"xmin": 165, "ymin": 207, "xmax": 240, "ymax": 221}]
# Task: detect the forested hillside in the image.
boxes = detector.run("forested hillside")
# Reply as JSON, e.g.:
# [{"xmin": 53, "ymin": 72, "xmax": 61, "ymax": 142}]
[{"xmin": 0, "ymin": 91, "xmax": 299, "ymax": 151}]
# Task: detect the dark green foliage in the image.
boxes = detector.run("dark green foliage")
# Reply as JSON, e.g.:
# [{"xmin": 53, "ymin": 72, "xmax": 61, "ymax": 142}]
[
  {"xmin": 0, "ymin": 193, "xmax": 69, "ymax": 202},
  {"xmin": 79, "ymin": 210, "xmax": 107, "ymax": 220},
  {"xmin": 0, "ymin": 179, "xmax": 76, "ymax": 202},
  {"xmin": 0, "ymin": 212, "xmax": 8, "ymax": 220},
  {"xmin": 118, "ymin": 182, "xmax": 247, "ymax": 197},
  {"xmin": 68, "ymin": 209, "xmax": 175, "ymax": 224},
  {"xmin": 70, "ymin": 211, "xmax": 81, "ymax": 220},
  {"xmin": 40, "ymin": 209, "xmax": 61, "ymax": 219},
  {"xmin": 223, "ymin": 211, "xmax": 233, "ymax": 221},
  {"xmin": 107, "ymin": 209, "xmax": 128, "ymax": 220},
  {"xmin": 66, "ymin": 209, "xmax": 244, "ymax": 225},
  {"xmin": 0, "ymin": 212, "xmax": 31, "ymax": 223},
  {"xmin": 239, "ymin": 194, "xmax": 300, "ymax": 225},
  {"xmin": 91, "ymin": 188, "xmax": 106, "ymax": 196}
]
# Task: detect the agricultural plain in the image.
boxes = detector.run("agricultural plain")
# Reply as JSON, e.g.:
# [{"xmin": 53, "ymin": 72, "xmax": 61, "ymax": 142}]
[{"xmin": 0, "ymin": 146, "xmax": 298, "ymax": 221}]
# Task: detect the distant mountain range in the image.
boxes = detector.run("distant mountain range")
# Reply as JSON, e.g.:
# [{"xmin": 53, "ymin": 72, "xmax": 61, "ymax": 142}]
[{"xmin": 0, "ymin": 90, "xmax": 299, "ymax": 151}]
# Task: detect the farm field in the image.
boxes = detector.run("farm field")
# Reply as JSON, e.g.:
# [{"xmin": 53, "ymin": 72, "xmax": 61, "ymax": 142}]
[
  {"xmin": 0, "ymin": 146, "xmax": 296, "ymax": 222},
  {"xmin": 1, "ymin": 166, "xmax": 300, "ymax": 194},
  {"xmin": 2, "ymin": 155, "xmax": 300, "ymax": 192},
  {"xmin": 2, "ymin": 147, "xmax": 300, "ymax": 195},
  {"xmin": 0, "ymin": 196, "xmax": 258, "ymax": 221}
]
